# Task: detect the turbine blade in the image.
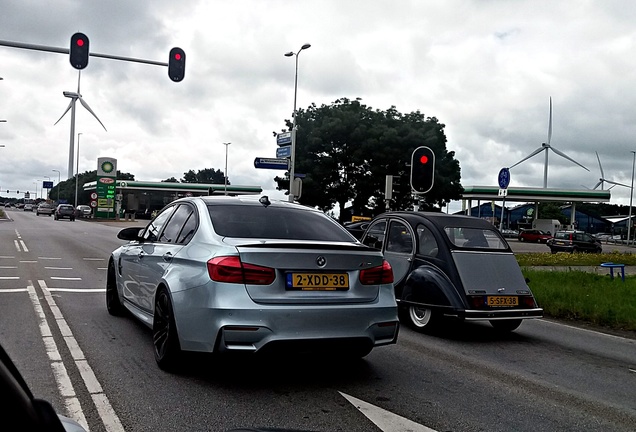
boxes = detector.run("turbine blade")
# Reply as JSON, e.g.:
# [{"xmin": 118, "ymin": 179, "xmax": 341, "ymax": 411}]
[
  {"xmin": 596, "ymin": 151, "xmax": 605, "ymax": 178},
  {"xmin": 550, "ymin": 147, "xmax": 590, "ymax": 171},
  {"xmin": 508, "ymin": 147, "xmax": 545, "ymax": 169},
  {"xmin": 604, "ymin": 179, "xmax": 630, "ymax": 188},
  {"xmin": 54, "ymin": 100, "xmax": 74, "ymax": 125},
  {"xmin": 77, "ymin": 97, "xmax": 107, "ymax": 131},
  {"xmin": 547, "ymin": 97, "xmax": 552, "ymax": 145},
  {"xmin": 592, "ymin": 181, "xmax": 602, "ymax": 190}
]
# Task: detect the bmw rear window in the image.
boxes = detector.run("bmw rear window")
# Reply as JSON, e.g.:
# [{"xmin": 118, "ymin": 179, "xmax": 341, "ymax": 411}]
[{"xmin": 207, "ymin": 205, "xmax": 355, "ymax": 242}]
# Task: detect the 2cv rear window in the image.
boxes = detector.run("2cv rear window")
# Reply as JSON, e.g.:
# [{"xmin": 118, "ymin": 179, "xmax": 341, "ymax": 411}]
[{"xmin": 444, "ymin": 227, "xmax": 507, "ymax": 250}]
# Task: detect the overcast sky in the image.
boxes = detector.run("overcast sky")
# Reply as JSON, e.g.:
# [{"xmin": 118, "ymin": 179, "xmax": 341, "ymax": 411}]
[{"xmin": 1, "ymin": 0, "xmax": 636, "ymax": 214}]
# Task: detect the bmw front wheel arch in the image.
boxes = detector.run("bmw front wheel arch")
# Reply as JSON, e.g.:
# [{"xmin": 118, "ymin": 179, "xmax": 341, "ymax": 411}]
[
  {"xmin": 153, "ymin": 288, "xmax": 182, "ymax": 371},
  {"xmin": 106, "ymin": 261, "xmax": 125, "ymax": 316}
]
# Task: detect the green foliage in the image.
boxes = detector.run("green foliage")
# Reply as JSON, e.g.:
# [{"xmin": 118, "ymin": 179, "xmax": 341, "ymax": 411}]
[
  {"xmin": 516, "ymin": 251, "xmax": 636, "ymax": 266},
  {"xmin": 538, "ymin": 202, "xmax": 568, "ymax": 224},
  {"xmin": 274, "ymin": 98, "xmax": 463, "ymax": 219},
  {"xmin": 162, "ymin": 177, "xmax": 179, "ymax": 183},
  {"xmin": 523, "ymin": 269, "xmax": 636, "ymax": 332},
  {"xmin": 181, "ymin": 168, "xmax": 226, "ymax": 184}
]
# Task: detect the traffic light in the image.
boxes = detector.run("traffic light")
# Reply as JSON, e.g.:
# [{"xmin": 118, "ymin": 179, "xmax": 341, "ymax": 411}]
[
  {"xmin": 410, "ymin": 146, "xmax": 435, "ymax": 194},
  {"xmin": 168, "ymin": 47, "xmax": 186, "ymax": 82},
  {"xmin": 69, "ymin": 32, "xmax": 90, "ymax": 70}
]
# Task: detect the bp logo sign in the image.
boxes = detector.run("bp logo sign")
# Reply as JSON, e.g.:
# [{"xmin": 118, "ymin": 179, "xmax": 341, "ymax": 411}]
[{"xmin": 101, "ymin": 161, "xmax": 114, "ymax": 174}]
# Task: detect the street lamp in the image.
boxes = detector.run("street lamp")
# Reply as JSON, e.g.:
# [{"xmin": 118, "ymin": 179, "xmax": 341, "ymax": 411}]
[
  {"xmin": 284, "ymin": 43, "xmax": 311, "ymax": 202},
  {"xmin": 223, "ymin": 142, "xmax": 231, "ymax": 195},
  {"xmin": 628, "ymin": 151, "xmax": 635, "ymax": 246},
  {"xmin": 75, "ymin": 132, "xmax": 82, "ymax": 208},
  {"xmin": 52, "ymin": 169, "xmax": 61, "ymax": 203}
]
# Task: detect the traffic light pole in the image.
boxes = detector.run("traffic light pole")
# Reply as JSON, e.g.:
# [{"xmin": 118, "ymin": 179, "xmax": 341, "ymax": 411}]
[{"xmin": 0, "ymin": 39, "xmax": 169, "ymax": 67}]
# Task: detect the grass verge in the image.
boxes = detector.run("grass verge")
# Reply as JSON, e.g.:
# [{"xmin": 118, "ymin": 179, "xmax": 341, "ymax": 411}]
[
  {"xmin": 516, "ymin": 251, "xmax": 636, "ymax": 266},
  {"xmin": 522, "ymin": 269, "xmax": 636, "ymax": 332}
]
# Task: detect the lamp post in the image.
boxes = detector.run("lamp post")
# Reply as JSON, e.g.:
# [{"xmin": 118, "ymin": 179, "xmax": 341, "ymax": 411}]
[
  {"xmin": 33, "ymin": 181, "xmax": 38, "ymax": 200},
  {"xmin": 74, "ymin": 133, "xmax": 82, "ymax": 208},
  {"xmin": 284, "ymin": 43, "xmax": 311, "ymax": 202},
  {"xmin": 628, "ymin": 151, "xmax": 635, "ymax": 246},
  {"xmin": 52, "ymin": 169, "xmax": 61, "ymax": 204},
  {"xmin": 223, "ymin": 142, "xmax": 231, "ymax": 195}
]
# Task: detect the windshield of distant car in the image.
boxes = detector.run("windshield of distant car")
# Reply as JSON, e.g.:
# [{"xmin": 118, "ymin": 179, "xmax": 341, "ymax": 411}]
[
  {"xmin": 208, "ymin": 205, "xmax": 355, "ymax": 242},
  {"xmin": 444, "ymin": 227, "xmax": 507, "ymax": 250}
]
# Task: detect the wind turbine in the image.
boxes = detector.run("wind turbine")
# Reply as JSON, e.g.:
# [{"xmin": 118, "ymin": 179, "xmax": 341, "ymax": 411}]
[
  {"xmin": 54, "ymin": 72, "xmax": 107, "ymax": 179},
  {"xmin": 593, "ymin": 151, "xmax": 629, "ymax": 190},
  {"xmin": 509, "ymin": 97, "xmax": 589, "ymax": 188}
]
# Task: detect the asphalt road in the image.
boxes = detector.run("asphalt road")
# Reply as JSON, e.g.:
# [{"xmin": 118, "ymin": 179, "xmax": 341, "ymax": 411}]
[{"xmin": 1, "ymin": 209, "xmax": 636, "ymax": 431}]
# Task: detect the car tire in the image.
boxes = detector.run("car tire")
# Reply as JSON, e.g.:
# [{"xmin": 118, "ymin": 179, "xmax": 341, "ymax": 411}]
[
  {"xmin": 106, "ymin": 262, "xmax": 125, "ymax": 316},
  {"xmin": 519, "ymin": 237, "xmax": 525, "ymax": 242},
  {"xmin": 153, "ymin": 288, "xmax": 182, "ymax": 371},
  {"xmin": 401, "ymin": 305, "xmax": 439, "ymax": 333},
  {"xmin": 490, "ymin": 319, "xmax": 522, "ymax": 332}
]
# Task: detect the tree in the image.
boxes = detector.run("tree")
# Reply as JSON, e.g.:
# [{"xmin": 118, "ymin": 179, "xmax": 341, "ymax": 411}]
[
  {"xmin": 162, "ymin": 177, "xmax": 179, "ymax": 183},
  {"xmin": 49, "ymin": 170, "xmax": 134, "ymax": 205},
  {"xmin": 181, "ymin": 168, "xmax": 227, "ymax": 184},
  {"xmin": 274, "ymin": 98, "xmax": 463, "ymax": 220}
]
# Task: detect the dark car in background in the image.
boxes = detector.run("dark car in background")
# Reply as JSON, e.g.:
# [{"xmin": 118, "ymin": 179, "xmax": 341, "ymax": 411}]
[
  {"xmin": 75, "ymin": 205, "xmax": 92, "ymax": 218},
  {"xmin": 518, "ymin": 229, "xmax": 552, "ymax": 243},
  {"xmin": 360, "ymin": 212, "xmax": 543, "ymax": 333},
  {"xmin": 54, "ymin": 204, "xmax": 76, "ymax": 221},
  {"xmin": 36, "ymin": 203, "xmax": 54, "ymax": 216},
  {"xmin": 547, "ymin": 230, "xmax": 602, "ymax": 254},
  {"xmin": 343, "ymin": 220, "xmax": 371, "ymax": 240}
]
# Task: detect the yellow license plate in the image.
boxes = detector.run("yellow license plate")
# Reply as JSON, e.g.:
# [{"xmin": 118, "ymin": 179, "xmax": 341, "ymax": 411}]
[
  {"xmin": 487, "ymin": 296, "xmax": 518, "ymax": 307},
  {"xmin": 288, "ymin": 273, "xmax": 349, "ymax": 291}
]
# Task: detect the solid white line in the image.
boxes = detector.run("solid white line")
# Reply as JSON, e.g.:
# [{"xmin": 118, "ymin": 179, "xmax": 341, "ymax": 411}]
[
  {"xmin": 46, "ymin": 288, "xmax": 105, "ymax": 293},
  {"xmin": 0, "ymin": 266, "xmax": 18, "ymax": 269},
  {"xmin": 0, "ymin": 288, "xmax": 28, "ymax": 293},
  {"xmin": 97, "ymin": 267, "xmax": 107, "ymax": 270},
  {"xmin": 27, "ymin": 283, "xmax": 89, "ymax": 430},
  {"xmin": 0, "ymin": 255, "xmax": 16, "ymax": 259},
  {"xmin": 39, "ymin": 257, "xmax": 62, "ymax": 260},
  {"xmin": 83, "ymin": 258, "xmax": 105, "ymax": 261},
  {"xmin": 38, "ymin": 280, "xmax": 124, "ymax": 432},
  {"xmin": 45, "ymin": 267, "xmax": 73, "ymax": 270},
  {"xmin": 20, "ymin": 260, "xmax": 37, "ymax": 263},
  {"xmin": 339, "ymin": 392, "xmax": 438, "ymax": 432},
  {"xmin": 19, "ymin": 240, "xmax": 28, "ymax": 252},
  {"xmin": 51, "ymin": 277, "xmax": 82, "ymax": 281},
  {"xmin": 0, "ymin": 276, "xmax": 20, "ymax": 280},
  {"xmin": 539, "ymin": 319, "xmax": 633, "ymax": 341}
]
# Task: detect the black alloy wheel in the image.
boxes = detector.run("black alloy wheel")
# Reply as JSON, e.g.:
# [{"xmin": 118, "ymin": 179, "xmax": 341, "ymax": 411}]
[
  {"xmin": 106, "ymin": 261, "xmax": 125, "ymax": 316},
  {"xmin": 153, "ymin": 289, "xmax": 182, "ymax": 371}
]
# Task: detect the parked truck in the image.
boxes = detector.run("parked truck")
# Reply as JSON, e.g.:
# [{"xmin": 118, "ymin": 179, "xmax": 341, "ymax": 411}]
[{"xmin": 532, "ymin": 219, "xmax": 561, "ymax": 235}]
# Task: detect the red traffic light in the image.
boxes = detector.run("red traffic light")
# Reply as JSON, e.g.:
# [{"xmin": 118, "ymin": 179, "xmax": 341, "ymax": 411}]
[
  {"xmin": 168, "ymin": 47, "xmax": 186, "ymax": 82},
  {"xmin": 69, "ymin": 32, "xmax": 89, "ymax": 70},
  {"xmin": 419, "ymin": 155, "xmax": 429, "ymax": 164},
  {"xmin": 410, "ymin": 146, "xmax": 435, "ymax": 194}
]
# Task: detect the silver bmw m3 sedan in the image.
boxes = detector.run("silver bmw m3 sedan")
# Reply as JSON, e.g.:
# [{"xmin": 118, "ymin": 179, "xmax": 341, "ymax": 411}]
[{"xmin": 106, "ymin": 195, "xmax": 399, "ymax": 370}]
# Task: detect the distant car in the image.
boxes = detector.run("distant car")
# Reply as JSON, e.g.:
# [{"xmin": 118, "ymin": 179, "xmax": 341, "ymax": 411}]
[
  {"xmin": 501, "ymin": 228, "xmax": 519, "ymax": 238},
  {"xmin": 518, "ymin": 229, "xmax": 552, "ymax": 243},
  {"xmin": 547, "ymin": 230, "xmax": 602, "ymax": 254},
  {"xmin": 343, "ymin": 220, "xmax": 371, "ymax": 240},
  {"xmin": 23, "ymin": 203, "xmax": 33, "ymax": 212},
  {"xmin": 107, "ymin": 196, "xmax": 399, "ymax": 370},
  {"xmin": 360, "ymin": 212, "xmax": 543, "ymax": 333},
  {"xmin": 75, "ymin": 205, "xmax": 92, "ymax": 218},
  {"xmin": 36, "ymin": 203, "xmax": 54, "ymax": 216},
  {"xmin": 54, "ymin": 204, "xmax": 76, "ymax": 221}
]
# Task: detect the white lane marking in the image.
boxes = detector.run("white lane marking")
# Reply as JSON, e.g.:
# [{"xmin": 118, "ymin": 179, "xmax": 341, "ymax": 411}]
[
  {"xmin": 0, "ymin": 266, "xmax": 18, "ymax": 269},
  {"xmin": 0, "ymin": 255, "xmax": 16, "ymax": 259},
  {"xmin": 629, "ymin": 368, "xmax": 636, "ymax": 373},
  {"xmin": 46, "ymin": 288, "xmax": 105, "ymax": 293},
  {"xmin": 83, "ymin": 258, "xmax": 105, "ymax": 261},
  {"xmin": 0, "ymin": 276, "xmax": 20, "ymax": 280},
  {"xmin": 539, "ymin": 319, "xmax": 634, "ymax": 341},
  {"xmin": 51, "ymin": 277, "xmax": 82, "ymax": 281},
  {"xmin": 45, "ymin": 267, "xmax": 73, "ymax": 270},
  {"xmin": 14, "ymin": 240, "xmax": 21, "ymax": 252},
  {"xmin": 339, "ymin": 392, "xmax": 438, "ymax": 432},
  {"xmin": 15, "ymin": 229, "xmax": 21, "ymax": 238},
  {"xmin": 38, "ymin": 280, "xmax": 124, "ymax": 432},
  {"xmin": 97, "ymin": 267, "xmax": 107, "ymax": 270},
  {"xmin": 0, "ymin": 288, "xmax": 28, "ymax": 293},
  {"xmin": 27, "ymin": 283, "xmax": 89, "ymax": 430},
  {"xmin": 20, "ymin": 260, "xmax": 38, "ymax": 263},
  {"xmin": 19, "ymin": 240, "xmax": 28, "ymax": 252},
  {"xmin": 40, "ymin": 257, "xmax": 62, "ymax": 260}
]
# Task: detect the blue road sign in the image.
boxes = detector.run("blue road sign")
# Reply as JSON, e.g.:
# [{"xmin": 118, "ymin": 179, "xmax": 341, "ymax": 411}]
[
  {"xmin": 498, "ymin": 168, "xmax": 511, "ymax": 189},
  {"xmin": 43, "ymin": 181, "xmax": 54, "ymax": 189},
  {"xmin": 276, "ymin": 132, "xmax": 292, "ymax": 146},
  {"xmin": 254, "ymin": 157, "xmax": 289, "ymax": 170},
  {"xmin": 276, "ymin": 145, "xmax": 291, "ymax": 158}
]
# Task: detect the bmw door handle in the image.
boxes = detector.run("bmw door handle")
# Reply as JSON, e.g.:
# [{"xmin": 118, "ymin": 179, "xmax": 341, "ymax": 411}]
[{"xmin": 163, "ymin": 252, "xmax": 173, "ymax": 262}]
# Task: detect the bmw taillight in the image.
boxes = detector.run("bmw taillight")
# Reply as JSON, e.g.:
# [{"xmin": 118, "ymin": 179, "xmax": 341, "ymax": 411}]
[
  {"xmin": 207, "ymin": 256, "xmax": 275, "ymax": 285},
  {"xmin": 359, "ymin": 260, "xmax": 394, "ymax": 285}
]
